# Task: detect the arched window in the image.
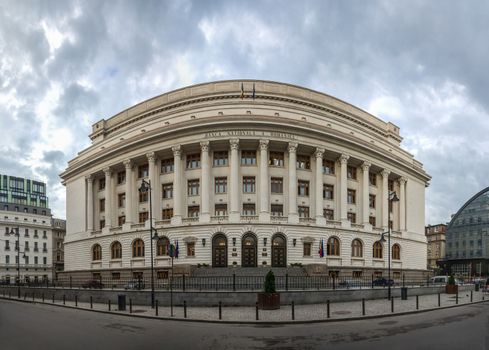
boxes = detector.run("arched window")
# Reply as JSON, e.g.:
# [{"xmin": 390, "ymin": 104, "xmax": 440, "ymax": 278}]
[
  {"xmin": 392, "ymin": 244, "xmax": 401, "ymax": 260},
  {"xmin": 351, "ymin": 239, "xmax": 363, "ymax": 258},
  {"xmin": 157, "ymin": 237, "xmax": 169, "ymax": 256},
  {"xmin": 373, "ymin": 241, "xmax": 383, "ymax": 259},
  {"xmin": 132, "ymin": 239, "xmax": 145, "ymax": 257},
  {"xmin": 327, "ymin": 237, "xmax": 340, "ymax": 256},
  {"xmin": 92, "ymin": 244, "xmax": 102, "ymax": 261},
  {"xmin": 111, "ymin": 241, "xmax": 122, "ymax": 259}
]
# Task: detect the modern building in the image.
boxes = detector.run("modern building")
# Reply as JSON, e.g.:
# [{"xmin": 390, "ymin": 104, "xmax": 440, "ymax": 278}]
[
  {"xmin": 0, "ymin": 174, "xmax": 53, "ymax": 284},
  {"xmin": 52, "ymin": 218, "xmax": 66, "ymax": 279},
  {"xmin": 61, "ymin": 80, "xmax": 431, "ymax": 281},
  {"xmin": 444, "ymin": 187, "xmax": 489, "ymax": 277},
  {"xmin": 425, "ymin": 224, "xmax": 446, "ymax": 271}
]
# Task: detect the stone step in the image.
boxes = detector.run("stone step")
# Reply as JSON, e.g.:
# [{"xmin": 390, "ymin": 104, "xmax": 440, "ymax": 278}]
[{"xmin": 190, "ymin": 266, "xmax": 308, "ymax": 277}]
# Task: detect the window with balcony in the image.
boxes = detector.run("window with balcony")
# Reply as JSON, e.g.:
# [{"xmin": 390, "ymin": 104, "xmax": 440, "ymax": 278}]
[
  {"xmin": 323, "ymin": 209, "xmax": 334, "ymax": 220},
  {"xmin": 242, "ymin": 176, "xmax": 255, "ymax": 193},
  {"xmin": 215, "ymin": 204, "xmax": 228, "ymax": 216},
  {"xmin": 369, "ymin": 173, "xmax": 377, "ymax": 186},
  {"xmin": 213, "ymin": 151, "xmax": 228, "ymax": 166},
  {"xmin": 99, "ymin": 198, "xmax": 105, "ymax": 212},
  {"xmin": 24, "ymin": 228, "xmax": 29, "ymax": 237},
  {"xmin": 188, "ymin": 206, "xmax": 200, "ymax": 217},
  {"xmin": 161, "ymin": 158, "xmax": 174, "ymax": 173},
  {"xmin": 34, "ymin": 256, "xmax": 38, "ymax": 265},
  {"xmin": 323, "ymin": 184, "xmax": 334, "ymax": 200},
  {"xmin": 5, "ymin": 255, "xmax": 9, "ymax": 264},
  {"xmin": 271, "ymin": 204, "xmax": 283, "ymax": 217},
  {"xmin": 118, "ymin": 215, "xmax": 125, "ymax": 226},
  {"xmin": 5, "ymin": 240, "xmax": 10, "ymax": 250},
  {"xmin": 162, "ymin": 183, "xmax": 173, "ymax": 199},
  {"xmin": 347, "ymin": 189, "xmax": 356, "ymax": 204},
  {"xmin": 187, "ymin": 179, "xmax": 200, "ymax": 196},
  {"xmin": 298, "ymin": 206, "xmax": 309, "ymax": 218},
  {"xmin": 99, "ymin": 178, "xmax": 106, "ymax": 190},
  {"xmin": 214, "ymin": 177, "xmax": 227, "ymax": 193},
  {"xmin": 347, "ymin": 212, "xmax": 356, "ymax": 223},
  {"xmin": 139, "ymin": 211, "xmax": 148, "ymax": 223},
  {"xmin": 369, "ymin": 216, "xmax": 376, "ymax": 227},
  {"xmin": 241, "ymin": 150, "xmax": 256, "ymax": 165},
  {"xmin": 271, "ymin": 177, "xmax": 283, "ymax": 194},
  {"xmin": 323, "ymin": 160, "xmax": 335, "ymax": 174},
  {"xmin": 162, "ymin": 208, "xmax": 173, "ymax": 220},
  {"xmin": 297, "ymin": 155, "xmax": 310, "ymax": 170},
  {"xmin": 42, "ymin": 231, "xmax": 47, "ymax": 239},
  {"xmin": 186, "ymin": 154, "xmax": 200, "ymax": 169},
  {"xmin": 117, "ymin": 171, "xmax": 126, "ymax": 185},
  {"xmin": 138, "ymin": 164, "xmax": 149, "ymax": 178},
  {"xmin": 388, "ymin": 179, "xmax": 394, "ymax": 191},
  {"xmin": 118, "ymin": 193, "xmax": 125, "ymax": 208},
  {"xmin": 34, "ymin": 230, "xmax": 38, "ymax": 238},
  {"xmin": 139, "ymin": 191, "xmax": 148, "ymax": 203},
  {"xmin": 347, "ymin": 166, "xmax": 357, "ymax": 180},
  {"xmin": 99, "ymin": 220, "xmax": 105, "ymax": 229},
  {"xmin": 369, "ymin": 194, "xmax": 376, "ymax": 208},
  {"xmin": 298, "ymin": 180, "xmax": 310, "ymax": 196},
  {"xmin": 243, "ymin": 204, "xmax": 256, "ymax": 216},
  {"xmin": 269, "ymin": 152, "xmax": 284, "ymax": 167}
]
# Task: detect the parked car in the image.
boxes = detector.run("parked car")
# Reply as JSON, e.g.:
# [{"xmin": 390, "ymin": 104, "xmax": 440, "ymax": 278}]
[
  {"xmin": 124, "ymin": 280, "xmax": 145, "ymax": 290},
  {"xmin": 338, "ymin": 278, "xmax": 364, "ymax": 289},
  {"xmin": 82, "ymin": 279, "xmax": 104, "ymax": 289},
  {"xmin": 430, "ymin": 276, "xmax": 462, "ymax": 285},
  {"xmin": 372, "ymin": 277, "xmax": 394, "ymax": 287}
]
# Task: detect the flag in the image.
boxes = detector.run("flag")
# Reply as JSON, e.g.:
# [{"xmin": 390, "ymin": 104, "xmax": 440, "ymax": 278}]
[
  {"xmin": 240, "ymin": 82, "xmax": 244, "ymax": 99},
  {"xmin": 252, "ymin": 83, "xmax": 256, "ymax": 100},
  {"xmin": 319, "ymin": 239, "xmax": 324, "ymax": 258},
  {"xmin": 166, "ymin": 239, "xmax": 170, "ymax": 256},
  {"xmin": 175, "ymin": 240, "xmax": 179, "ymax": 258}
]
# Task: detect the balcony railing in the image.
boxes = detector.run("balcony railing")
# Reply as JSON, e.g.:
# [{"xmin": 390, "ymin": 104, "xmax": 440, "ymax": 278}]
[
  {"xmin": 182, "ymin": 217, "xmax": 199, "ymax": 223},
  {"xmin": 211, "ymin": 216, "xmax": 228, "ymax": 222},
  {"xmin": 241, "ymin": 215, "xmax": 258, "ymax": 222},
  {"xmin": 299, "ymin": 217, "xmax": 316, "ymax": 224}
]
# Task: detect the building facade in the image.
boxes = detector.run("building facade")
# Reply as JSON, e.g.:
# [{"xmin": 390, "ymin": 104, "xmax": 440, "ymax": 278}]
[
  {"xmin": 425, "ymin": 224, "xmax": 446, "ymax": 271},
  {"xmin": 61, "ymin": 80, "xmax": 430, "ymax": 281},
  {"xmin": 0, "ymin": 175, "xmax": 53, "ymax": 284},
  {"xmin": 444, "ymin": 187, "xmax": 489, "ymax": 277},
  {"xmin": 52, "ymin": 218, "xmax": 66, "ymax": 279}
]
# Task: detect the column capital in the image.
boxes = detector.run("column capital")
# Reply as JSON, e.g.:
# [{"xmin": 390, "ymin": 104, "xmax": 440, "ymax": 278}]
[
  {"xmin": 259, "ymin": 139, "xmax": 269, "ymax": 150},
  {"xmin": 229, "ymin": 138, "xmax": 240, "ymax": 150},
  {"xmin": 172, "ymin": 145, "xmax": 182, "ymax": 157},
  {"xmin": 287, "ymin": 142, "xmax": 298, "ymax": 153},
  {"xmin": 361, "ymin": 161, "xmax": 371, "ymax": 171},
  {"xmin": 399, "ymin": 177, "xmax": 407, "ymax": 185},
  {"xmin": 85, "ymin": 174, "xmax": 93, "ymax": 183},
  {"xmin": 103, "ymin": 167, "xmax": 111, "ymax": 176},
  {"xmin": 200, "ymin": 141, "xmax": 210, "ymax": 152},
  {"xmin": 381, "ymin": 169, "xmax": 391, "ymax": 177},
  {"xmin": 338, "ymin": 154, "xmax": 350, "ymax": 164},
  {"xmin": 314, "ymin": 148, "xmax": 325, "ymax": 159},
  {"xmin": 123, "ymin": 159, "xmax": 132, "ymax": 169},
  {"xmin": 146, "ymin": 152, "xmax": 156, "ymax": 163}
]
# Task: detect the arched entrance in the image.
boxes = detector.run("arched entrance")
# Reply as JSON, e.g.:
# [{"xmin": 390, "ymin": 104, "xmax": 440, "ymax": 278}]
[
  {"xmin": 212, "ymin": 234, "xmax": 228, "ymax": 267},
  {"xmin": 271, "ymin": 234, "xmax": 286, "ymax": 267},
  {"xmin": 241, "ymin": 233, "xmax": 257, "ymax": 267}
]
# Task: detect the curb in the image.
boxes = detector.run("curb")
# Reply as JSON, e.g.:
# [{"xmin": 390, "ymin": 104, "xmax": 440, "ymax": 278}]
[{"xmin": 1, "ymin": 295, "xmax": 488, "ymax": 325}]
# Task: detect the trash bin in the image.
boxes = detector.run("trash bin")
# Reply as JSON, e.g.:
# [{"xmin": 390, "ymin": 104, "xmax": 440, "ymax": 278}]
[
  {"xmin": 475, "ymin": 283, "xmax": 480, "ymax": 292},
  {"xmin": 401, "ymin": 287, "xmax": 408, "ymax": 300},
  {"xmin": 118, "ymin": 294, "xmax": 126, "ymax": 311}
]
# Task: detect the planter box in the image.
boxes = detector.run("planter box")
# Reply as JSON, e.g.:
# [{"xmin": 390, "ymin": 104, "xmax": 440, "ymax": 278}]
[
  {"xmin": 257, "ymin": 292, "xmax": 280, "ymax": 310},
  {"xmin": 445, "ymin": 284, "xmax": 458, "ymax": 294}
]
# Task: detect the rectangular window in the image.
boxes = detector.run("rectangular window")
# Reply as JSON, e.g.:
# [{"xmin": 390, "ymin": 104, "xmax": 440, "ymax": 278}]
[
  {"xmin": 303, "ymin": 242, "xmax": 312, "ymax": 256},
  {"xmin": 242, "ymin": 204, "xmax": 256, "ymax": 216},
  {"xmin": 118, "ymin": 193, "xmax": 125, "ymax": 208},
  {"xmin": 42, "ymin": 231, "xmax": 47, "ymax": 239},
  {"xmin": 186, "ymin": 154, "xmax": 200, "ymax": 169},
  {"xmin": 369, "ymin": 194, "xmax": 376, "ymax": 208},
  {"xmin": 188, "ymin": 206, "xmax": 200, "ymax": 217},
  {"xmin": 161, "ymin": 158, "xmax": 174, "ymax": 173},
  {"xmin": 271, "ymin": 204, "xmax": 283, "ymax": 217},
  {"xmin": 298, "ymin": 206, "xmax": 310, "ymax": 218},
  {"xmin": 296, "ymin": 155, "xmax": 310, "ymax": 170},
  {"xmin": 241, "ymin": 150, "xmax": 257, "ymax": 165},
  {"xmin": 112, "ymin": 272, "xmax": 121, "ymax": 280},
  {"xmin": 139, "ymin": 211, "xmax": 148, "ymax": 223},
  {"xmin": 187, "ymin": 242, "xmax": 195, "ymax": 257},
  {"xmin": 213, "ymin": 151, "xmax": 228, "ymax": 166},
  {"xmin": 25, "ymin": 256, "xmax": 29, "ymax": 264},
  {"xmin": 34, "ymin": 230, "xmax": 38, "ymax": 238},
  {"xmin": 139, "ymin": 191, "xmax": 148, "ymax": 203},
  {"xmin": 242, "ymin": 176, "xmax": 256, "ymax": 193},
  {"xmin": 347, "ymin": 212, "xmax": 356, "ymax": 223},
  {"xmin": 117, "ymin": 171, "xmax": 126, "ymax": 185},
  {"xmin": 298, "ymin": 180, "xmax": 309, "ymax": 196},
  {"xmin": 323, "ymin": 184, "xmax": 334, "ymax": 200},
  {"xmin": 5, "ymin": 240, "xmax": 10, "ymax": 250},
  {"xmin": 388, "ymin": 180, "xmax": 394, "ymax": 191},
  {"xmin": 347, "ymin": 189, "xmax": 356, "ymax": 204},
  {"xmin": 162, "ymin": 183, "xmax": 173, "ymax": 199},
  {"xmin": 99, "ymin": 198, "xmax": 105, "ymax": 212},
  {"xmin": 269, "ymin": 152, "xmax": 284, "ymax": 167},
  {"xmin": 187, "ymin": 179, "xmax": 200, "ymax": 196},
  {"xmin": 43, "ymin": 242, "xmax": 47, "ymax": 252},
  {"xmin": 271, "ymin": 177, "xmax": 283, "ymax": 194},
  {"xmin": 323, "ymin": 209, "xmax": 334, "ymax": 220},
  {"xmin": 369, "ymin": 216, "xmax": 376, "ymax": 227},
  {"xmin": 118, "ymin": 215, "xmax": 126, "ymax": 226},
  {"xmin": 162, "ymin": 208, "xmax": 173, "ymax": 220},
  {"xmin": 347, "ymin": 166, "xmax": 357, "ymax": 180},
  {"xmin": 369, "ymin": 173, "xmax": 377, "ymax": 186},
  {"xmin": 214, "ymin": 177, "xmax": 227, "ymax": 193},
  {"xmin": 99, "ymin": 178, "xmax": 105, "ymax": 190},
  {"xmin": 25, "ymin": 241, "xmax": 29, "ymax": 251},
  {"xmin": 99, "ymin": 220, "xmax": 105, "ymax": 229},
  {"xmin": 43, "ymin": 257, "xmax": 47, "ymax": 265},
  {"xmin": 5, "ymin": 255, "xmax": 10, "ymax": 264},
  {"xmin": 24, "ymin": 228, "xmax": 29, "ymax": 237},
  {"xmin": 215, "ymin": 204, "xmax": 228, "ymax": 216},
  {"xmin": 138, "ymin": 164, "xmax": 149, "ymax": 178}
]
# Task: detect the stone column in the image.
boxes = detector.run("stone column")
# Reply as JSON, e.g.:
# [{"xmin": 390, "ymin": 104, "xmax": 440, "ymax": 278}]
[
  {"xmin": 382, "ymin": 170, "xmax": 391, "ymax": 229},
  {"xmin": 200, "ymin": 141, "xmax": 211, "ymax": 223},
  {"xmin": 123, "ymin": 160, "xmax": 133, "ymax": 227},
  {"xmin": 86, "ymin": 175, "xmax": 94, "ymax": 232},
  {"xmin": 259, "ymin": 139, "xmax": 270, "ymax": 222},
  {"xmin": 103, "ymin": 167, "xmax": 112, "ymax": 229},
  {"xmin": 315, "ymin": 148, "xmax": 325, "ymax": 225},
  {"xmin": 229, "ymin": 138, "xmax": 240, "ymax": 222},
  {"xmin": 399, "ymin": 177, "xmax": 407, "ymax": 231},
  {"xmin": 288, "ymin": 142, "xmax": 298, "ymax": 224},
  {"xmin": 339, "ymin": 154, "xmax": 349, "ymax": 226},
  {"xmin": 147, "ymin": 152, "xmax": 159, "ymax": 224},
  {"xmin": 362, "ymin": 162, "xmax": 372, "ymax": 230},
  {"xmin": 171, "ymin": 145, "xmax": 182, "ymax": 225}
]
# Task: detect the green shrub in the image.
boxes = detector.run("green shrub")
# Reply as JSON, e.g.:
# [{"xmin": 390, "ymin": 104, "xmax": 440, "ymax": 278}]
[
  {"xmin": 264, "ymin": 270, "xmax": 276, "ymax": 293},
  {"xmin": 448, "ymin": 275, "xmax": 456, "ymax": 285}
]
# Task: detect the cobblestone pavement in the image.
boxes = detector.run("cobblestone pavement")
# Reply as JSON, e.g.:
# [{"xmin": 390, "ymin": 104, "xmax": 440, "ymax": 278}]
[{"xmin": 1, "ymin": 289, "xmax": 487, "ymax": 323}]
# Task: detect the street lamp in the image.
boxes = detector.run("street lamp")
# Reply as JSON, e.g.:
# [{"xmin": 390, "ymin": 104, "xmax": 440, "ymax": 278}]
[
  {"xmin": 139, "ymin": 179, "xmax": 158, "ymax": 308},
  {"xmin": 380, "ymin": 191, "xmax": 399, "ymax": 300},
  {"xmin": 7, "ymin": 228, "xmax": 24, "ymax": 298}
]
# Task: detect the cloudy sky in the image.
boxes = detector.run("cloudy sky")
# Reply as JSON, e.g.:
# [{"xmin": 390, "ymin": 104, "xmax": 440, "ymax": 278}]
[{"xmin": 1, "ymin": 0, "xmax": 488, "ymax": 223}]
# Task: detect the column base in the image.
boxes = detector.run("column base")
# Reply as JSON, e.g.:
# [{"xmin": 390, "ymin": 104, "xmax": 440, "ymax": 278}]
[
  {"xmin": 288, "ymin": 214, "xmax": 299, "ymax": 224},
  {"xmin": 315, "ymin": 216, "xmax": 326, "ymax": 226},
  {"xmin": 259, "ymin": 212, "xmax": 270, "ymax": 222},
  {"xmin": 362, "ymin": 223, "xmax": 372, "ymax": 232},
  {"xmin": 199, "ymin": 213, "xmax": 211, "ymax": 223},
  {"xmin": 229, "ymin": 212, "xmax": 240, "ymax": 223},
  {"xmin": 171, "ymin": 216, "xmax": 182, "ymax": 225},
  {"xmin": 341, "ymin": 219, "xmax": 351, "ymax": 229}
]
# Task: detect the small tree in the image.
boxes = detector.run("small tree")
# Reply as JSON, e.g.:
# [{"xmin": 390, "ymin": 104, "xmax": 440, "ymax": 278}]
[
  {"xmin": 447, "ymin": 275, "xmax": 456, "ymax": 285},
  {"xmin": 264, "ymin": 270, "xmax": 276, "ymax": 293}
]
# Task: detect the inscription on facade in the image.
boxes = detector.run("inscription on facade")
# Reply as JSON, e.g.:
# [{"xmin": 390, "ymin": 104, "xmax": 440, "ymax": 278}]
[{"xmin": 204, "ymin": 130, "xmax": 297, "ymax": 140}]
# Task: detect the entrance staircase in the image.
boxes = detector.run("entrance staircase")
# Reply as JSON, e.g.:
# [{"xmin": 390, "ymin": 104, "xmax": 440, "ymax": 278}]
[{"xmin": 190, "ymin": 266, "xmax": 308, "ymax": 277}]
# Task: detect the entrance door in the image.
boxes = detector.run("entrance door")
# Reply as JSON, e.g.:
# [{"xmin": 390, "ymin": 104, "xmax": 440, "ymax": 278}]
[
  {"xmin": 212, "ymin": 234, "xmax": 227, "ymax": 267},
  {"xmin": 242, "ymin": 234, "xmax": 257, "ymax": 267},
  {"xmin": 271, "ymin": 235, "xmax": 286, "ymax": 267}
]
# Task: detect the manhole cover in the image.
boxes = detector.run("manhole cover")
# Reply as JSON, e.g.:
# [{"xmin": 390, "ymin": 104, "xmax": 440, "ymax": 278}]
[{"xmin": 333, "ymin": 311, "xmax": 352, "ymax": 315}]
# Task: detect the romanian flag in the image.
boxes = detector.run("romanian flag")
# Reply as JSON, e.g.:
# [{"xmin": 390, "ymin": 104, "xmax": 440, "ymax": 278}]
[
  {"xmin": 319, "ymin": 239, "xmax": 324, "ymax": 258},
  {"xmin": 240, "ymin": 82, "xmax": 245, "ymax": 99}
]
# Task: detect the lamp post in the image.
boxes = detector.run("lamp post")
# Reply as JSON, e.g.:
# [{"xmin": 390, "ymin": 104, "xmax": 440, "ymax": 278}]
[
  {"xmin": 7, "ymin": 228, "xmax": 23, "ymax": 298},
  {"xmin": 380, "ymin": 191, "xmax": 399, "ymax": 300},
  {"xmin": 139, "ymin": 179, "xmax": 158, "ymax": 309}
]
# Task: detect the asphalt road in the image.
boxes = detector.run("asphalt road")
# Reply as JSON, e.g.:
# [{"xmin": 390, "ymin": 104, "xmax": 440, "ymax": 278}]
[{"xmin": 0, "ymin": 299, "xmax": 488, "ymax": 350}]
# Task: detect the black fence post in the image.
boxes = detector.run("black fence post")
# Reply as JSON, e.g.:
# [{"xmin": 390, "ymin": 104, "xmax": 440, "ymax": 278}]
[
  {"xmin": 333, "ymin": 276, "xmax": 336, "ymax": 290},
  {"xmin": 438, "ymin": 293, "xmax": 441, "ymax": 307},
  {"xmin": 90, "ymin": 296, "xmax": 93, "ymax": 309},
  {"xmin": 470, "ymin": 291, "xmax": 473, "ymax": 302},
  {"xmin": 362, "ymin": 298, "xmax": 365, "ymax": 316},
  {"xmin": 233, "ymin": 274, "xmax": 236, "ymax": 292},
  {"xmin": 286, "ymin": 273, "xmax": 289, "ymax": 291},
  {"xmin": 327, "ymin": 300, "xmax": 330, "ymax": 318},
  {"xmin": 416, "ymin": 295, "xmax": 419, "ymax": 310},
  {"xmin": 155, "ymin": 300, "xmax": 158, "ymax": 316},
  {"xmin": 129, "ymin": 299, "xmax": 132, "ymax": 313},
  {"xmin": 70, "ymin": 276, "xmax": 72, "ymax": 289},
  {"xmin": 219, "ymin": 301, "xmax": 222, "ymax": 320},
  {"xmin": 184, "ymin": 300, "xmax": 187, "ymax": 318},
  {"xmin": 63, "ymin": 294, "xmax": 65, "ymax": 305},
  {"xmin": 42, "ymin": 293, "xmax": 44, "ymax": 303},
  {"xmin": 456, "ymin": 291, "xmax": 459, "ymax": 305},
  {"xmin": 255, "ymin": 302, "xmax": 259, "ymax": 321},
  {"xmin": 108, "ymin": 299, "xmax": 111, "ymax": 311},
  {"xmin": 291, "ymin": 301, "xmax": 295, "ymax": 320},
  {"xmin": 371, "ymin": 274, "xmax": 374, "ymax": 288},
  {"xmin": 391, "ymin": 297, "xmax": 394, "ymax": 313},
  {"xmin": 183, "ymin": 275, "xmax": 186, "ymax": 292},
  {"xmin": 75, "ymin": 295, "xmax": 78, "ymax": 307}
]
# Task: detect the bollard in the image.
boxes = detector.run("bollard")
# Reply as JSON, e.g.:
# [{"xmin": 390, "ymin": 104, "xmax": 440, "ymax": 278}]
[
  {"xmin": 256, "ymin": 302, "xmax": 259, "ymax": 321},
  {"xmin": 90, "ymin": 296, "xmax": 93, "ymax": 309},
  {"xmin": 75, "ymin": 295, "xmax": 78, "ymax": 307},
  {"xmin": 470, "ymin": 291, "xmax": 473, "ymax": 302},
  {"xmin": 108, "ymin": 299, "xmax": 111, "ymax": 311},
  {"xmin": 63, "ymin": 294, "xmax": 65, "ymax": 305},
  {"xmin": 155, "ymin": 300, "xmax": 158, "ymax": 316},
  {"xmin": 219, "ymin": 301, "xmax": 222, "ymax": 320},
  {"xmin": 456, "ymin": 292, "xmax": 459, "ymax": 305},
  {"xmin": 362, "ymin": 298, "xmax": 365, "ymax": 316},
  {"xmin": 52, "ymin": 294, "xmax": 55, "ymax": 303},
  {"xmin": 184, "ymin": 300, "xmax": 187, "ymax": 318},
  {"xmin": 416, "ymin": 295, "xmax": 419, "ymax": 310},
  {"xmin": 438, "ymin": 293, "xmax": 441, "ymax": 307},
  {"xmin": 291, "ymin": 301, "xmax": 295, "ymax": 320},
  {"xmin": 129, "ymin": 299, "xmax": 132, "ymax": 313},
  {"xmin": 391, "ymin": 297, "xmax": 394, "ymax": 313},
  {"xmin": 327, "ymin": 300, "xmax": 330, "ymax": 318}
]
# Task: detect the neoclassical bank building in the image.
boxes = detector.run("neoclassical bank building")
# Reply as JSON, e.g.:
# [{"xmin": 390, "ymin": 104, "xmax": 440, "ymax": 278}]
[{"xmin": 61, "ymin": 80, "xmax": 430, "ymax": 280}]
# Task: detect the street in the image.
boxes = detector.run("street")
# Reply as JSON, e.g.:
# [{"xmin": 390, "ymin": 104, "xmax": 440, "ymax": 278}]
[{"xmin": 0, "ymin": 299, "xmax": 488, "ymax": 350}]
